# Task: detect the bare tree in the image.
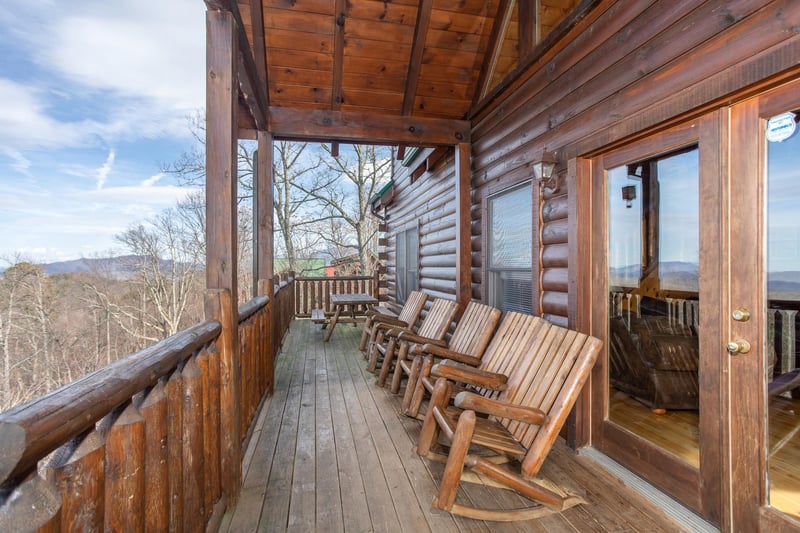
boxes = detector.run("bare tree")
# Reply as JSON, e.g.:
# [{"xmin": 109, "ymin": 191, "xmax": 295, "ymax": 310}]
[
  {"xmin": 113, "ymin": 209, "xmax": 204, "ymax": 341},
  {"xmin": 299, "ymin": 144, "xmax": 392, "ymax": 273}
]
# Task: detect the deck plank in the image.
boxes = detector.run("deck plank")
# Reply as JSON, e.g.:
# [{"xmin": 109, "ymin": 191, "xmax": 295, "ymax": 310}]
[{"xmin": 230, "ymin": 319, "xmax": 695, "ymax": 533}]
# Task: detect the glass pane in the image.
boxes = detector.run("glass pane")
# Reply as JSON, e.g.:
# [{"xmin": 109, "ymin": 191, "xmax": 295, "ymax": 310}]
[
  {"xmin": 607, "ymin": 145, "xmax": 700, "ymax": 467},
  {"xmin": 765, "ymin": 109, "xmax": 800, "ymax": 519},
  {"xmin": 489, "ymin": 184, "xmax": 532, "ymax": 269}
]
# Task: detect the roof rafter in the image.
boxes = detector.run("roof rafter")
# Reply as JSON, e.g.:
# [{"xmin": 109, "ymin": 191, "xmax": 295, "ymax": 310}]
[
  {"xmin": 249, "ymin": 0, "xmax": 269, "ymax": 91},
  {"xmin": 268, "ymin": 107, "xmax": 470, "ymax": 146},
  {"xmin": 473, "ymin": 0, "xmax": 514, "ymax": 106},
  {"xmin": 401, "ymin": 0, "xmax": 434, "ymax": 116},
  {"xmin": 206, "ymin": 0, "xmax": 269, "ymax": 131}
]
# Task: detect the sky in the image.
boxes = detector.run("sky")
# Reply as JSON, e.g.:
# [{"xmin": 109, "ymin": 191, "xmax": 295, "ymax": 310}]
[{"xmin": 0, "ymin": 0, "xmax": 206, "ymax": 264}]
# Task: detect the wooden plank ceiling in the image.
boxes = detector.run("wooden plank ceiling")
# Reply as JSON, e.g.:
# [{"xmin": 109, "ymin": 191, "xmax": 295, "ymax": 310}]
[{"xmin": 214, "ymin": 0, "xmax": 583, "ymax": 143}]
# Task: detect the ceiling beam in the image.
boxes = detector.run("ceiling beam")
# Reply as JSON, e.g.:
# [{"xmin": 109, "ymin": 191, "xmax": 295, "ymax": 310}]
[
  {"xmin": 332, "ymin": 0, "xmax": 347, "ymax": 110},
  {"xmin": 518, "ymin": 0, "xmax": 535, "ymax": 57},
  {"xmin": 268, "ymin": 107, "xmax": 470, "ymax": 146},
  {"xmin": 473, "ymin": 0, "xmax": 514, "ymax": 106},
  {"xmin": 206, "ymin": 0, "xmax": 269, "ymax": 131},
  {"xmin": 401, "ymin": 0, "xmax": 434, "ymax": 116}
]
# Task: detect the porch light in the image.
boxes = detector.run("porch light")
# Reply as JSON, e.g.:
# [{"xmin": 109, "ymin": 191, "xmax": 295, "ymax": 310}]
[
  {"xmin": 532, "ymin": 151, "xmax": 558, "ymax": 191},
  {"xmin": 622, "ymin": 185, "xmax": 637, "ymax": 208}
]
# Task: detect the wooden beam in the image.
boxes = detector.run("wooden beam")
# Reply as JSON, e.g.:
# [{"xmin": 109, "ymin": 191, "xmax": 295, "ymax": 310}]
[
  {"xmin": 518, "ymin": 0, "xmax": 534, "ymax": 56},
  {"xmin": 268, "ymin": 107, "xmax": 470, "ymax": 146},
  {"xmin": 206, "ymin": 0, "xmax": 269, "ymax": 130},
  {"xmin": 332, "ymin": 0, "xmax": 347, "ymax": 109},
  {"xmin": 249, "ymin": 0, "xmax": 269, "ymax": 90},
  {"xmin": 455, "ymin": 143, "xmax": 472, "ymax": 310},
  {"xmin": 473, "ymin": 0, "xmax": 514, "ymax": 106},
  {"xmin": 402, "ymin": 0, "xmax": 434, "ymax": 116},
  {"xmin": 205, "ymin": 8, "xmax": 241, "ymax": 504}
]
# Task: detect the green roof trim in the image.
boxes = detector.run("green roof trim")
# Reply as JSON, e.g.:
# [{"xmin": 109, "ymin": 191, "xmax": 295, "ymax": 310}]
[
  {"xmin": 401, "ymin": 147, "xmax": 421, "ymax": 167},
  {"xmin": 370, "ymin": 179, "xmax": 394, "ymax": 205}
]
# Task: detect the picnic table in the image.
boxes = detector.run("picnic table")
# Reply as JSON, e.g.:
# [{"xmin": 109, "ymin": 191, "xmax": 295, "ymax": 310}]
[{"xmin": 324, "ymin": 293, "xmax": 379, "ymax": 342}]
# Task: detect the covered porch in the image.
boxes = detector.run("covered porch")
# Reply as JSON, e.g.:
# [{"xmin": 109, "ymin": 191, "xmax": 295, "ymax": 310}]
[{"xmin": 222, "ymin": 318, "xmax": 695, "ymax": 532}]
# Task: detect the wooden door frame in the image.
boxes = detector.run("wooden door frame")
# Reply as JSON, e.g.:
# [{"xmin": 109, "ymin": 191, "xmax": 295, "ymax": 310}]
[
  {"xmin": 585, "ymin": 115, "xmax": 727, "ymax": 523},
  {"xmin": 730, "ymin": 80, "xmax": 800, "ymax": 532}
]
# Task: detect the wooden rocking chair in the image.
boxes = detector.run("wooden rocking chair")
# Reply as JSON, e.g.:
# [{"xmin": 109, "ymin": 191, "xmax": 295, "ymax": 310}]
[
  {"xmin": 367, "ymin": 298, "xmax": 458, "ymax": 379},
  {"xmin": 359, "ymin": 290, "xmax": 428, "ymax": 354},
  {"xmin": 385, "ymin": 301, "xmax": 501, "ymax": 393},
  {"xmin": 415, "ymin": 321, "xmax": 602, "ymax": 521},
  {"xmin": 402, "ymin": 311, "xmax": 544, "ymax": 419}
]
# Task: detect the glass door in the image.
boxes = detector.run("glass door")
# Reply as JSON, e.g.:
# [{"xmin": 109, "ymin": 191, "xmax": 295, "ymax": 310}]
[
  {"xmin": 729, "ymin": 83, "xmax": 800, "ymax": 529},
  {"xmin": 591, "ymin": 116, "xmax": 725, "ymax": 523}
]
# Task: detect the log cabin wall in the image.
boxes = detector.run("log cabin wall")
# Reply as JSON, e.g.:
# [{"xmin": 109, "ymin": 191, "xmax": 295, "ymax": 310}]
[
  {"xmin": 383, "ymin": 0, "xmax": 800, "ymax": 326},
  {"xmin": 384, "ymin": 148, "xmax": 458, "ymax": 304}
]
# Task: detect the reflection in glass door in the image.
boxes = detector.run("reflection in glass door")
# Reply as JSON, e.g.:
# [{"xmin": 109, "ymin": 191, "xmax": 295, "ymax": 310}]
[
  {"xmin": 765, "ymin": 109, "xmax": 800, "ymax": 519},
  {"xmin": 607, "ymin": 146, "xmax": 700, "ymax": 466}
]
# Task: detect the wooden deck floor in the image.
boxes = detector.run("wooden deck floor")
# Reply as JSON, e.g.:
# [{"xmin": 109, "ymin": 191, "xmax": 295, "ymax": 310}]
[{"xmin": 221, "ymin": 319, "xmax": 691, "ymax": 532}]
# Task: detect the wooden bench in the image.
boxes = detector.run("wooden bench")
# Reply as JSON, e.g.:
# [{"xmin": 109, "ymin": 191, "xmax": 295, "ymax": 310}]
[
  {"xmin": 311, "ymin": 308, "xmax": 326, "ymax": 327},
  {"xmin": 415, "ymin": 320, "xmax": 602, "ymax": 521}
]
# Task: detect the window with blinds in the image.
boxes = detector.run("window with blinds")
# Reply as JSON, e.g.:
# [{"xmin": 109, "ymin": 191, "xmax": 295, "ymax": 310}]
[
  {"xmin": 396, "ymin": 225, "xmax": 419, "ymax": 303},
  {"xmin": 487, "ymin": 183, "xmax": 533, "ymax": 314}
]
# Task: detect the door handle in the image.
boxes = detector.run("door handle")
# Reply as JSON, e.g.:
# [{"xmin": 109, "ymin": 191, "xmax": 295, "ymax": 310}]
[{"xmin": 726, "ymin": 339, "xmax": 751, "ymax": 355}]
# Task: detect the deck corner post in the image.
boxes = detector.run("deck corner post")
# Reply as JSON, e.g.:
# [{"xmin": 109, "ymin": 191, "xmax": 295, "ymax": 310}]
[
  {"xmin": 257, "ymin": 279, "xmax": 275, "ymax": 396},
  {"xmin": 455, "ymin": 142, "xmax": 473, "ymax": 311}
]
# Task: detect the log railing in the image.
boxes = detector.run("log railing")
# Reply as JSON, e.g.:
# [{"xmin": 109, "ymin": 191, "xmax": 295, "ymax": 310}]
[
  {"xmin": 295, "ymin": 271, "xmax": 380, "ymax": 317},
  {"xmin": 0, "ymin": 278, "xmax": 296, "ymax": 531}
]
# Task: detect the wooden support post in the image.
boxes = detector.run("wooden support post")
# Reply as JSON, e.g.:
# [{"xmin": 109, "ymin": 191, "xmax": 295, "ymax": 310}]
[
  {"xmin": 455, "ymin": 142, "xmax": 472, "ymax": 311},
  {"xmin": 254, "ymin": 130, "xmax": 274, "ymax": 297},
  {"xmin": 206, "ymin": 8, "xmax": 242, "ymax": 506}
]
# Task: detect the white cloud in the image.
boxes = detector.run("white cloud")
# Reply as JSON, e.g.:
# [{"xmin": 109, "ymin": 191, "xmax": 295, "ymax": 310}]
[
  {"xmin": 141, "ymin": 173, "xmax": 163, "ymax": 187},
  {"xmin": 95, "ymin": 149, "xmax": 115, "ymax": 190},
  {"xmin": 0, "ymin": 0, "xmax": 205, "ymax": 152}
]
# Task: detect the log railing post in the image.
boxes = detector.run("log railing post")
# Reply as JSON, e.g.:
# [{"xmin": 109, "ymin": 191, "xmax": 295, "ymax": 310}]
[
  {"xmin": 104, "ymin": 402, "xmax": 145, "ymax": 532},
  {"xmin": 205, "ymin": 289, "xmax": 241, "ymax": 506},
  {"xmin": 259, "ymin": 278, "xmax": 275, "ymax": 396}
]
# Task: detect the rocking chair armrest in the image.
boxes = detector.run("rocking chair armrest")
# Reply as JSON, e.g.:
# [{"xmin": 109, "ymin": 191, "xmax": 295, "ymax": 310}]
[
  {"xmin": 420, "ymin": 344, "xmax": 481, "ymax": 366},
  {"xmin": 397, "ymin": 331, "xmax": 446, "ymax": 347},
  {"xmin": 431, "ymin": 361, "xmax": 508, "ymax": 391},
  {"xmin": 454, "ymin": 392, "xmax": 547, "ymax": 425},
  {"xmin": 371, "ymin": 315, "xmax": 410, "ymax": 328}
]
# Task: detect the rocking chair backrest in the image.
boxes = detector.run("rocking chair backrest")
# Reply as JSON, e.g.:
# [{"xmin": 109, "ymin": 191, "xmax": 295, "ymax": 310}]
[
  {"xmin": 446, "ymin": 301, "xmax": 502, "ymax": 358},
  {"xmin": 417, "ymin": 299, "xmax": 460, "ymax": 342},
  {"xmin": 494, "ymin": 322, "xmax": 602, "ymax": 477},
  {"xmin": 473, "ymin": 312, "xmax": 547, "ymax": 399},
  {"xmin": 398, "ymin": 291, "xmax": 428, "ymax": 327}
]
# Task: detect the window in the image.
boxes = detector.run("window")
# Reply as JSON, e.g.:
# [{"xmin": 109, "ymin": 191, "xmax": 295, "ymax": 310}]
[
  {"xmin": 487, "ymin": 183, "xmax": 533, "ymax": 314},
  {"xmin": 395, "ymin": 225, "xmax": 419, "ymax": 304}
]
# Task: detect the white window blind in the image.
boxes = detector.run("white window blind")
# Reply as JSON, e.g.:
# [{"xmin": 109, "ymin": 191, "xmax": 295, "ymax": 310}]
[{"xmin": 488, "ymin": 183, "xmax": 533, "ymax": 314}]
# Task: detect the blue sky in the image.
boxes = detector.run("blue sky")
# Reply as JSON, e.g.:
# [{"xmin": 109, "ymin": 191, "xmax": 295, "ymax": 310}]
[{"xmin": 0, "ymin": 0, "xmax": 206, "ymax": 263}]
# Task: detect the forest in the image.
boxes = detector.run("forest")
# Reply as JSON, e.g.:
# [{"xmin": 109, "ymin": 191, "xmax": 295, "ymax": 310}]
[{"xmin": 0, "ymin": 139, "xmax": 391, "ymax": 412}]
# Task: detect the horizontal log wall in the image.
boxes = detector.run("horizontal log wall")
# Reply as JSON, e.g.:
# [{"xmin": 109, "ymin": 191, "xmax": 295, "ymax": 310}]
[
  {"xmin": 385, "ymin": 0, "xmax": 800, "ymax": 326},
  {"xmin": 384, "ymin": 147, "xmax": 460, "ymax": 305}
]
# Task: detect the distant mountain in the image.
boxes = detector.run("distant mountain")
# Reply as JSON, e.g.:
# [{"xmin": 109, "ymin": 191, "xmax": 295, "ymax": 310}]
[{"xmin": 0, "ymin": 255, "xmax": 188, "ymax": 279}]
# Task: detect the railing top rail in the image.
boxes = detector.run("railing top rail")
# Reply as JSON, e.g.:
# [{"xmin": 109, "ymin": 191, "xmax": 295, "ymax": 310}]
[
  {"xmin": 0, "ymin": 319, "xmax": 222, "ymax": 488},
  {"xmin": 239, "ymin": 295, "xmax": 269, "ymax": 323},
  {"xmin": 295, "ymin": 275, "xmax": 373, "ymax": 281}
]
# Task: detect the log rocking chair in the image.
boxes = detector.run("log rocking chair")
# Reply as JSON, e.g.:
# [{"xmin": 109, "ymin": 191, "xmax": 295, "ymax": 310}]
[
  {"xmin": 358, "ymin": 290, "xmax": 428, "ymax": 354},
  {"xmin": 415, "ymin": 321, "xmax": 602, "ymax": 521},
  {"xmin": 384, "ymin": 300, "xmax": 501, "ymax": 393},
  {"xmin": 366, "ymin": 298, "xmax": 458, "ymax": 377}
]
